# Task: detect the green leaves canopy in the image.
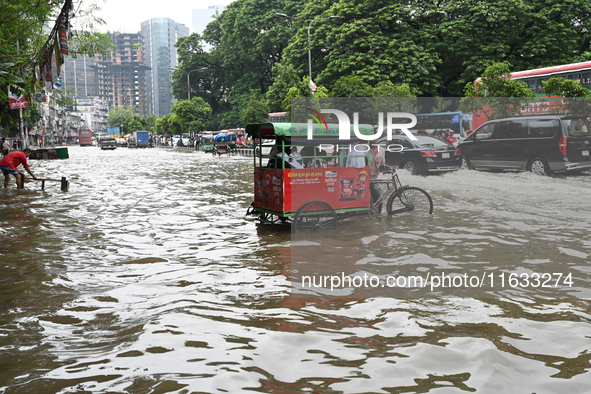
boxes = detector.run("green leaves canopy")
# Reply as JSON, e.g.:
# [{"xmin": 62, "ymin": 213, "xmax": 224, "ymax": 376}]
[
  {"xmin": 171, "ymin": 0, "xmax": 591, "ymax": 129},
  {"xmin": 171, "ymin": 97, "xmax": 212, "ymax": 133}
]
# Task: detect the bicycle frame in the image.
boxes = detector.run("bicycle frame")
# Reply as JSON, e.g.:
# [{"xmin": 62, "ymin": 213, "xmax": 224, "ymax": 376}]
[{"xmin": 369, "ymin": 167, "xmax": 413, "ymax": 216}]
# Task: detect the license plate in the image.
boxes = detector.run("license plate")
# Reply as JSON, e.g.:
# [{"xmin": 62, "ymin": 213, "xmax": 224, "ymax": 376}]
[
  {"xmin": 583, "ymin": 150, "xmax": 589, "ymax": 156},
  {"xmin": 442, "ymin": 153, "xmax": 450, "ymax": 159}
]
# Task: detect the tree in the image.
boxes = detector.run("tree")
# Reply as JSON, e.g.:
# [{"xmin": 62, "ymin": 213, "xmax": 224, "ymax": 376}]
[
  {"xmin": 460, "ymin": 62, "xmax": 534, "ymax": 120},
  {"xmin": 171, "ymin": 0, "xmax": 306, "ymax": 130},
  {"xmin": 140, "ymin": 114, "xmax": 157, "ymax": 133},
  {"xmin": 155, "ymin": 117, "xmax": 168, "ymax": 134},
  {"xmin": 171, "ymin": 97, "xmax": 212, "ymax": 133},
  {"xmin": 267, "ymin": 63, "xmax": 310, "ymax": 112},
  {"xmin": 280, "ymin": 76, "xmax": 328, "ymax": 120},
  {"xmin": 242, "ymin": 95, "xmax": 270, "ymax": 125},
  {"xmin": 543, "ymin": 78, "xmax": 590, "ymax": 98},
  {"xmin": 275, "ymin": 0, "xmax": 441, "ymax": 97},
  {"xmin": 543, "ymin": 77, "xmax": 591, "ymax": 115},
  {"xmin": 127, "ymin": 119, "xmax": 143, "ymax": 132},
  {"xmin": 107, "ymin": 106, "xmax": 135, "ymax": 131},
  {"xmin": 436, "ymin": 0, "xmax": 591, "ymax": 95},
  {"xmin": 373, "ymin": 81, "xmax": 418, "ymax": 114},
  {"xmin": 330, "ymin": 75, "xmax": 373, "ymax": 98},
  {"xmin": 1, "ymin": 0, "xmax": 114, "ymax": 135}
]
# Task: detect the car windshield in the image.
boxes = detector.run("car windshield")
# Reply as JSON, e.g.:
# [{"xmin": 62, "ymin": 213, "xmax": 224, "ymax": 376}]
[
  {"xmin": 564, "ymin": 117, "xmax": 591, "ymax": 137},
  {"xmin": 414, "ymin": 135, "xmax": 450, "ymax": 147}
]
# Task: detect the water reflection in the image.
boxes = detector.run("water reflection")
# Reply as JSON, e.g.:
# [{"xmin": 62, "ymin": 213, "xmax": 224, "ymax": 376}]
[{"xmin": 0, "ymin": 147, "xmax": 590, "ymax": 393}]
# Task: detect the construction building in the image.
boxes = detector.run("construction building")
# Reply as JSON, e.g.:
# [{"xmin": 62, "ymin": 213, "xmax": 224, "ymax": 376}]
[{"xmin": 93, "ymin": 32, "xmax": 150, "ymax": 117}]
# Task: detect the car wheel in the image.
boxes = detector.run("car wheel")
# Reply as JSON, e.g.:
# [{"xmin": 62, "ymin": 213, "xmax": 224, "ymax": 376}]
[
  {"xmin": 461, "ymin": 155, "xmax": 472, "ymax": 170},
  {"xmin": 529, "ymin": 157, "xmax": 549, "ymax": 175},
  {"xmin": 402, "ymin": 161, "xmax": 416, "ymax": 175}
]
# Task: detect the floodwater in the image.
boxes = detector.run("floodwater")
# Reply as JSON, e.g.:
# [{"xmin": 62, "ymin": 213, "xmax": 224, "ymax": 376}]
[{"xmin": 0, "ymin": 146, "xmax": 590, "ymax": 393}]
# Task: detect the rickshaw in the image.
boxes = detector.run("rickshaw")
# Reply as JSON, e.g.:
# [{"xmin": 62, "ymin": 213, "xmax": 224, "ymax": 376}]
[
  {"xmin": 201, "ymin": 135, "xmax": 215, "ymax": 153},
  {"xmin": 213, "ymin": 133, "xmax": 229, "ymax": 155},
  {"xmin": 226, "ymin": 133, "xmax": 238, "ymax": 153},
  {"xmin": 245, "ymin": 123, "xmax": 433, "ymax": 232}
]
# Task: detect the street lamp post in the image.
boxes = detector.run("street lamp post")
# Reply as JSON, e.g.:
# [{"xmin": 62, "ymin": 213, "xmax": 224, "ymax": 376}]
[
  {"xmin": 275, "ymin": 13, "xmax": 340, "ymax": 83},
  {"xmin": 168, "ymin": 67, "xmax": 208, "ymax": 101}
]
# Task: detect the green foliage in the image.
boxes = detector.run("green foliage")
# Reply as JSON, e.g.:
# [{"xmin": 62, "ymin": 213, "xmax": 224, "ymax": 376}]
[
  {"xmin": 172, "ymin": 97, "xmax": 212, "ymax": 132},
  {"xmin": 373, "ymin": 81, "xmax": 415, "ymax": 98},
  {"xmin": 140, "ymin": 114, "xmax": 157, "ymax": 133},
  {"xmin": 0, "ymin": 0, "xmax": 113, "ymax": 134},
  {"xmin": 107, "ymin": 106, "xmax": 136, "ymax": 128},
  {"xmin": 267, "ymin": 63, "xmax": 311, "ymax": 112},
  {"xmin": 169, "ymin": 114, "xmax": 182, "ymax": 135},
  {"xmin": 242, "ymin": 95, "xmax": 270, "ymax": 125},
  {"xmin": 172, "ymin": 0, "xmax": 306, "ymax": 129},
  {"xmin": 155, "ymin": 117, "xmax": 167, "ymax": 134},
  {"xmin": 460, "ymin": 62, "xmax": 534, "ymax": 120},
  {"xmin": 127, "ymin": 119, "xmax": 143, "ymax": 132},
  {"xmin": 543, "ymin": 78, "xmax": 590, "ymax": 98},
  {"xmin": 543, "ymin": 77, "xmax": 591, "ymax": 115},
  {"xmin": 463, "ymin": 62, "xmax": 534, "ymax": 98},
  {"xmin": 280, "ymin": 76, "xmax": 329, "ymax": 119},
  {"xmin": 330, "ymin": 75, "xmax": 373, "ymax": 97},
  {"xmin": 373, "ymin": 81, "xmax": 418, "ymax": 113}
]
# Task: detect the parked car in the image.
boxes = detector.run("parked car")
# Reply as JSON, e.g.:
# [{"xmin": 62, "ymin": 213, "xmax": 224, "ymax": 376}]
[
  {"xmin": 116, "ymin": 138, "xmax": 127, "ymax": 147},
  {"xmin": 456, "ymin": 115, "xmax": 591, "ymax": 175},
  {"xmin": 100, "ymin": 137, "xmax": 117, "ymax": 150},
  {"xmin": 377, "ymin": 134, "xmax": 461, "ymax": 175}
]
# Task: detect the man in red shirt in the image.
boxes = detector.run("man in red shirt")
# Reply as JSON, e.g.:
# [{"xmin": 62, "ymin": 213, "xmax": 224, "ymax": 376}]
[{"xmin": 0, "ymin": 149, "xmax": 38, "ymax": 189}]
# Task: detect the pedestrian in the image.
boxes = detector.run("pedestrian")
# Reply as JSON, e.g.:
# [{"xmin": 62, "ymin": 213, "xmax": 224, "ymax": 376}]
[
  {"xmin": 17, "ymin": 139, "xmax": 21, "ymax": 150},
  {"xmin": 369, "ymin": 138, "xmax": 386, "ymax": 213},
  {"xmin": 0, "ymin": 148, "xmax": 39, "ymax": 189},
  {"xmin": 289, "ymin": 146, "xmax": 304, "ymax": 168},
  {"xmin": 446, "ymin": 130, "xmax": 456, "ymax": 145},
  {"xmin": 2, "ymin": 137, "xmax": 12, "ymax": 157}
]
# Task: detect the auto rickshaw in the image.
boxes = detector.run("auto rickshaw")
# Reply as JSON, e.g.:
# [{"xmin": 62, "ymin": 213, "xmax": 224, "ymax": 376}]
[
  {"xmin": 246, "ymin": 122, "xmax": 433, "ymax": 232},
  {"xmin": 201, "ymin": 135, "xmax": 215, "ymax": 153}
]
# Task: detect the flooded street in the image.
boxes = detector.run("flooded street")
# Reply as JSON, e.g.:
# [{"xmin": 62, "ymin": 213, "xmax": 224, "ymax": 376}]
[{"xmin": 1, "ymin": 146, "xmax": 591, "ymax": 393}]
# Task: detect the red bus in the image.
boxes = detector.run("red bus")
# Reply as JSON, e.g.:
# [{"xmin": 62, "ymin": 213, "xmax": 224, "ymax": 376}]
[
  {"xmin": 79, "ymin": 128, "xmax": 93, "ymax": 146},
  {"xmin": 510, "ymin": 61, "xmax": 591, "ymax": 95},
  {"xmin": 268, "ymin": 112, "xmax": 287, "ymax": 123},
  {"xmin": 471, "ymin": 62, "xmax": 591, "ymax": 130}
]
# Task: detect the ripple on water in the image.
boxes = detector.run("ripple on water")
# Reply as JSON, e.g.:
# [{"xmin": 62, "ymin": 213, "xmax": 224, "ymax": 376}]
[{"xmin": 0, "ymin": 147, "xmax": 590, "ymax": 393}]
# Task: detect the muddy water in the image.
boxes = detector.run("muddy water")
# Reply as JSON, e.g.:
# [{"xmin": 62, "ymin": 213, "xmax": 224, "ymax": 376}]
[{"xmin": 0, "ymin": 146, "xmax": 590, "ymax": 393}]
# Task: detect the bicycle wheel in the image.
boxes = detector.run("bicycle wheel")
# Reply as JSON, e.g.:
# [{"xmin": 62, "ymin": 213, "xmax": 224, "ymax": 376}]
[
  {"xmin": 386, "ymin": 186, "xmax": 433, "ymax": 216},
  {"xmin": 293, "ymin": 201, "xmax": 337, "ymax": 233}
]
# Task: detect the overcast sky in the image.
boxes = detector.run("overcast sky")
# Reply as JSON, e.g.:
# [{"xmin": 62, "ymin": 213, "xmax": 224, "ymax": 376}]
[{"xmin": 92, "ymin": 0, "xmax": 234, "ymax": 34}]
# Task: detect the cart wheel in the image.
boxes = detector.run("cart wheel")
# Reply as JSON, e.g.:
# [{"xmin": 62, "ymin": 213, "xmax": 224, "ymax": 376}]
[
  {"xmin": 246, "ymin": 202, "xmax": 258, "ymax": 216},
  {"xmin": 386, "ymin": 186, "xmax": 433, "ymax": 216},
  {"xmin": 293, "ymin": 201, "xmax": 337, "ymax": 233},
  {"xmin": 368, "ymin": 205, "xmax": 380, "ymax": 219},
  {"xmin": 257, "ymin": 212, "xmax": 274, "ymax": 224}
]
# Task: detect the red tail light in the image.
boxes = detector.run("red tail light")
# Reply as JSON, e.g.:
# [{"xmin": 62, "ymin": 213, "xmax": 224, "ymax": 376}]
[
  {"xmin": 454, "ymin": 149, "xmax": 461, "ymax": 156},
  {"xmin": 420, "ymin": 151, "xmax": 437, "ymax": 157},
  {"xmin": 559, "ymin": 135, "xmax": 567, "ymax": 155}
]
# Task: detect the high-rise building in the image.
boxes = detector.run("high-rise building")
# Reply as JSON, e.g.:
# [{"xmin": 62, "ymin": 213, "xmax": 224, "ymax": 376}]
[
  {"xmin": 93, "ymin": 32, "xmax": 150, "ymax": 118},
  {"xmin": 141, "ymin": 18, "xmax": 189, "ymax": 117},
  {"xmin": 62, "ymin": 55, "xmax": 97, "ymax": 99},
  {"xmin": 192, "ymin": 5, "xmax": 227, "ymax": 37}
]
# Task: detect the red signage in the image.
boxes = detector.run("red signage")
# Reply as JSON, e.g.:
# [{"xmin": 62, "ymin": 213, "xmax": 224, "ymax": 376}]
[
  {"xmin": 254, "ymin": 167, "xmax": 371, "ymax": 215},
  {"xmin": 8, "ymin": 85, "xmax": 28, "ymax": 109}
]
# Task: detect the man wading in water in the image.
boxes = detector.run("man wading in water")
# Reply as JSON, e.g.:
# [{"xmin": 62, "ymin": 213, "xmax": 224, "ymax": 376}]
[{"xmin": 0, "ymin": 148, "xmax": 38, "ymax": 189}]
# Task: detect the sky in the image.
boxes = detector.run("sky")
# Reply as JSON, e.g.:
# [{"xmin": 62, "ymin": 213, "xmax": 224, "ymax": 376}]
[{"xmin": 92, "ymin": 0, "xmax": 234, "ymax": 34}]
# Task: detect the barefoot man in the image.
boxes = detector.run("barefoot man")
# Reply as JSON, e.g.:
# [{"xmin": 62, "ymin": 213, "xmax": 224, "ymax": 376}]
[{"xmin": 0, "ymin": 148, "xmax": 38, "ymax": 189}]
